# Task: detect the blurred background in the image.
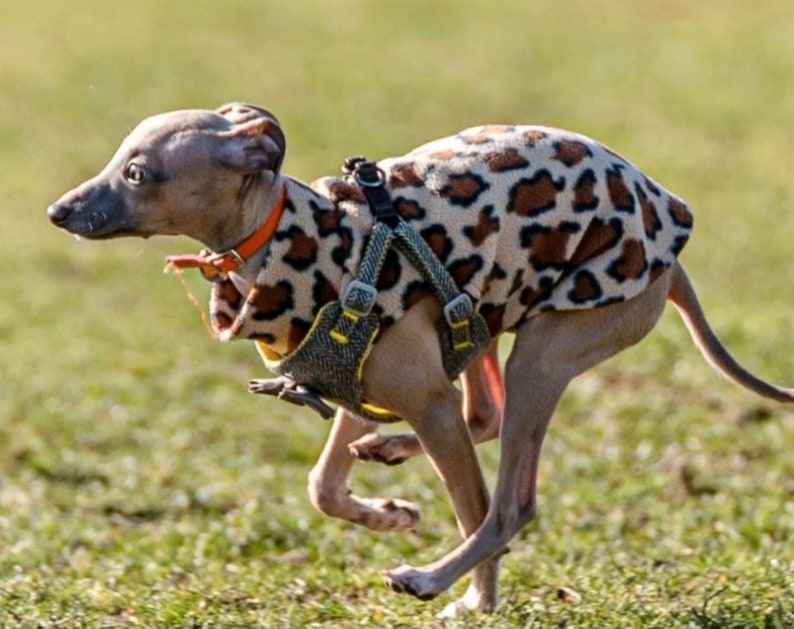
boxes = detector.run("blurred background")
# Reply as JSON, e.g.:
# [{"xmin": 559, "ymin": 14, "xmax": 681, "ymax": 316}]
[{"xmin": 1, "ymin": 1, "xmax": 793, "ymax": 626}]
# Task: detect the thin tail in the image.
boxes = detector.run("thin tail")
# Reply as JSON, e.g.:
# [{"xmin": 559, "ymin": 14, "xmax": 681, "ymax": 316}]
[{"xmin": 668, "ymin": 264, "xmax": 794, "ymax": 403}]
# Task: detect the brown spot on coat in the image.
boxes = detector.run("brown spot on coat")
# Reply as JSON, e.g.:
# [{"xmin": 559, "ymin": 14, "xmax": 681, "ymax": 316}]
[
  {"xmin": 325, "ymin": 179, "xmax": 366, "ymax": 203},
  {"xmin": 394, "ymin": 197, "xmax": 426, "ymax": 221},
  {"xmin": 440, "ymin": 172, "xmax": 490, "ymax": 207},
  {"xmin": 421, "ymin": 224, "xmax": 453, "ymax": 262},
  {"xmin": 331, "ymin": 227, "xmax": 354, "ymax": 268},
  {"xmin": 519, "ymin": 276, "xmax": 555, "ymax": 309},
  {"xmin": 248, "ymin": 280, "xmax": 295, "ymax": 321},
  {"xmin": 671, "ymin": 234, "xmax": 690, "ymax": 256},
  {"xmin": 487, "ymin": 262, "xmax": 508, "ymax": 282},
  {"xmin": 607, "ymin": 238, "xmax": 648, "ymax": 282},
  {"xmin": 376, "ymin": 249, "xmax": 402, "ymax": 291},
  {"xmin": 388, "ymin": 162, "xmax": 424, "ymax": 188},
  {"xmin": 311, "ymin": 271, "xmax": 340, "ymax": 313},
  {"xmin": 483, "ymin": 262, "xmax": 508, "ymax": 294},
  {"xmin": 636, "ymin": 183, "xmax": 662, "ymax": 239},
  {"xmin": 521, "ymin": 222, "xmax": 580, "ymax": 271},
  {"xmin": 449, "ymin": 255, "xmax": 484, "ymax": 288},
  {"xmin": 279, "ymin": 226, "xmax": 319, "ymax": 271},
  {"xmin": 606, "ymin": 166, "xmax": 635, "ymax": 213},
  {"xmin": 487, "ymin": 148, "xmax": 530, "ymax": 172},
  {"xmin": 402, "ymin": 281, "xmax": 434, "ymax": 310},
  {"xmin": 668, "ymin": 197, "xmax": 693, "ymax": 227},
  {"xmin": 568, "ymin": 270, "xmax": 603, "ymax": 304},
  {"xmin": 431, "ymin": 149, "xmax": 457, "ymax": 160},
  {"xmin": 211, "ymin": 312, "xmax": 233, "ymax": 331},
  {"xmin": 213, "ymin": 279, "xmax": 243, "ymax": 311},
  {"xmin": 463, "ymin": 206, "xmax": 500, "ymax": 246},
  {"xmin": 463, "ymin": 124, "xmax": 512, "ymax": 144},
  {"xmin": 572, "ymin": 169, "xmax": 600, "ymax": 213},
  {"xmin": 519, "ymin": 285, "xmax": 540, "ymax": 308},
  {"xmin": 524, "ymin": 129, "xmax": 548, "ymax": 146},
  {"xmin": 649, "ymin": 259, "xmax": 669, "ymax": 283},
  {"xmin": 644, "ymin": 176, "xmax": 661, "ymax": 196},
  {"xmin": 568, "ymin": 217, "xmax": 624, "ymax": 268},
  {"xmin": 314, "ymin": 207, "xmax": 344, "ymax": 236},
  {"xmin": 552, "ymin": 140, "xmax": 592, "ymax": 167},
  {"xmin": 508, "ymin": 170, "xmax": 565, "ymax": 217}
]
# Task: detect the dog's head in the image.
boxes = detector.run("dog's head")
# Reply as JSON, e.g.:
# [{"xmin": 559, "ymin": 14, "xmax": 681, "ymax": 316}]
[{"xmin": 46, "ymin": 103, "xmax": 287, "ymax": 249}]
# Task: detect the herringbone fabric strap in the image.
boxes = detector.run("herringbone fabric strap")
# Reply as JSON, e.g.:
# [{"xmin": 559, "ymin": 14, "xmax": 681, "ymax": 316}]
[{"xmin": 392, "ymin": 220, "xmax": 460, "ymax": 304}]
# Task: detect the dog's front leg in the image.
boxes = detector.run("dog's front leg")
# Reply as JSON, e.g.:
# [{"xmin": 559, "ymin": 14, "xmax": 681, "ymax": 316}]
[
  {"xmin": 361, "ymin": 298, "xmax": 499, "ymax": 613},
  {"xmin": 307, "ymin": 407, "xmax": 420, "ymax": 532}
]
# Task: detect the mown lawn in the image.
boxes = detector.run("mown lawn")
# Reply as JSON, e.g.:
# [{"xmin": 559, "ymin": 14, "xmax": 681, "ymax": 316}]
[{"xmin": 1, "ymin": 1, "xmax": 794, "ymax": 626}]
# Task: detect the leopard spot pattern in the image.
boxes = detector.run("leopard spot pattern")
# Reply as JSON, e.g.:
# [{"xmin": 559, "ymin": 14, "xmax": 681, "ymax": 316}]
[
  {"xmin": 218, "ymin": 124, "xmax": 693, "ymax": 356},
  {"xmin": 508, "ymin": 169, "xmax": 565, "ymax": 217}
]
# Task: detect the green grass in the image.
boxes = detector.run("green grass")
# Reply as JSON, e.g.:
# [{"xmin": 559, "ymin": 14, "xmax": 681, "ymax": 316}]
[{"xmin": 2, "ymin": 0, "xmax": 794, "ymax": 626}]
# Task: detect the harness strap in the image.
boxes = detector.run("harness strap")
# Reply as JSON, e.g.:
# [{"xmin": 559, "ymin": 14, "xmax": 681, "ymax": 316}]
[
  {"xmin": 252, "ymin": 158, "xmax": 491, "ymax": 423},
  {"xmin": 337, "ymin": 159, "xmax": 477, "ymax": 350},
  {"xmin": 392, "ymin": 221, "xmax": 476, "ymax": 350}
]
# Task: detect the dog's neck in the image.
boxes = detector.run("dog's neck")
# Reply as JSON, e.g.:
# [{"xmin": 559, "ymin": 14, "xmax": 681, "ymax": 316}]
[
  {"xmin": 186, "ymin": 172, "xmax": 280, "ymax": 255},
  {"xmin": 228, "ymin": 175, "xmax": 336, "ymax": 295},
  {"xmin": 209, "ymin": 173, "xmax": 360, "ymax": 353}
]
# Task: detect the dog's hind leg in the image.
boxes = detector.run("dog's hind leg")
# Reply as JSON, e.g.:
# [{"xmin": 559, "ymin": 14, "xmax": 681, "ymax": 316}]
[
  {"xmin": 384, "ymin": 270, "xmax": 673, "ymax": 604},
  {"xmin": 307, "ymin": 408, "xmax": 420, "ymax": 532}
]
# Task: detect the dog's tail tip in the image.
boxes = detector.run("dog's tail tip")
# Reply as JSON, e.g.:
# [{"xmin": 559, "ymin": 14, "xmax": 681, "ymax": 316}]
[{"xmin": 669, "ymin": 264, "xmax": 794, "ymax": 404}]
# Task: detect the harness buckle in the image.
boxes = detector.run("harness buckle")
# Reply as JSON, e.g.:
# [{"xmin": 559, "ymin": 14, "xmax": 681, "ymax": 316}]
[
  {"xmin": 443, "ymin": 293, "xmax": 474, "ymax": 327},
  {"xmin": 341, "ymin": 280, "xmax": 378, "ymax": 318}
]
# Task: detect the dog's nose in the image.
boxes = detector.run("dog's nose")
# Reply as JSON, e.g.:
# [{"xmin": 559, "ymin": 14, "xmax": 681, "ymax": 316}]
[{"xmin": 47, "ymin": 202, "xmax": 72, "ymax": 225}]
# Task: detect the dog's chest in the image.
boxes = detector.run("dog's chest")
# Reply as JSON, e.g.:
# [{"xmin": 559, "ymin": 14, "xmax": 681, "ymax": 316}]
[{"xmin": 210, "ymin": 125, "xmax": 693, "ymax": 355}]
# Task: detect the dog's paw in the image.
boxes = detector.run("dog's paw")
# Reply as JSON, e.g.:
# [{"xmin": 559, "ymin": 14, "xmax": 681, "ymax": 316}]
[
  {"xmin": 357, "ymin": 497, "xmax": 420, "ymax": 532},
  {"xmin": 437, "ymin": 583, "xmax": 497, "ymax": 620},
  {"xmin": 349, "ymin": 433, "xmax": 423, "ymax": 466},
  {"xmin": 249, "ymin": 377, "xmax": 335, "ymax": 418},
  {"xmin": 383, "ymin": 565, "xmax": 440, "ymax": 601}
]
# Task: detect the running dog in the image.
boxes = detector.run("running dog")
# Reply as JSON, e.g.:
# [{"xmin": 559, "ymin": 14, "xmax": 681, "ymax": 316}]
[{"xmin": 48, "ymin": 103, "xmax": 794, "ymax": 617}]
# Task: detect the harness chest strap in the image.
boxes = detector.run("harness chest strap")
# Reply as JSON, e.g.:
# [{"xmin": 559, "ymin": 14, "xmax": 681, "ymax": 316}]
[{"xmin": 260, "ymin": 158, "xmax": 491, "ymax": 422}]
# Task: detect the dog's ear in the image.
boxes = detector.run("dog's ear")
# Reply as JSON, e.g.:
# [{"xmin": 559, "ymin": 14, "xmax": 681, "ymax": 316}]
[{"xmin": 215, "ymin": 103, "xmax": 286, "ymax": 174}]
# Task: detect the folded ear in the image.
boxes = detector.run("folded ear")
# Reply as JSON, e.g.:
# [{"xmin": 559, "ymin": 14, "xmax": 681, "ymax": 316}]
[
  {"xmin": 216, "ymin": 102, "xmax": 280, "ymax": 125},
  {"xmin": 215, "ymin": 104, "xmax": 286, "ymax": 174}
]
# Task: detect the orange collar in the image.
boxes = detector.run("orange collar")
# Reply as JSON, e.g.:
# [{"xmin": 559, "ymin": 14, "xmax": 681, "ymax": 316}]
[{"xmin": 165, "ymin": 184, "xmax": 288, "ymax": 281}]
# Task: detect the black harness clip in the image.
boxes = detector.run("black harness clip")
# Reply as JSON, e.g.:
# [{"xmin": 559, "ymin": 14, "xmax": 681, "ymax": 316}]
[{"xmin": 343, "ymin": 156, "xmax": 400, "ymax": 227}]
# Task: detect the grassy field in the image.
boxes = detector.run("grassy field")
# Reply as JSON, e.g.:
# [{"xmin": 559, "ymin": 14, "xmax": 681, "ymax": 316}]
[{"xmin": 2, "ymin": 0, "xmax": 794, "ymax": 626}]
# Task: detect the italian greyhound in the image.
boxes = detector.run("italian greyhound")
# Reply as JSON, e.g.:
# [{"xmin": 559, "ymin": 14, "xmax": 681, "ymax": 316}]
[{"xmin": 47, "ymin": 103, "xmax": 794, "ymax": 617}]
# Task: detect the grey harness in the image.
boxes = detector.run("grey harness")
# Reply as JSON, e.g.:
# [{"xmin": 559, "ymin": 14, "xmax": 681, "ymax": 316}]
[{"xmin": 251, "ymin": 158, "xmax": 491, "ymax": 422}]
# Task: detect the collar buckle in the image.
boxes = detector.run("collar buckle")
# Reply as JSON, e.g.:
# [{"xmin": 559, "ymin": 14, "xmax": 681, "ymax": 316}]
[{"xmin": 205, "ymin": 248, "xmax": 245, "ymax": 273}]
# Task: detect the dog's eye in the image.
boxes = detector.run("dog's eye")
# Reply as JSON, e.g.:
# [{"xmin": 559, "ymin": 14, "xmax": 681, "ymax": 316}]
[{"xmin": 124, "ymin": 163, "xmax": 148, "ymax": 185}]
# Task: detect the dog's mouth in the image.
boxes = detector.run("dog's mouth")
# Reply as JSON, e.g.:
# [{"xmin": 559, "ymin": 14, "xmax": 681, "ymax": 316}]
[
  {"xmin": 48, "ymin": 202, "xmax": 148, "ymax": 240},
  {"xmin": 54, "ymin": 216, "xmax": 137, "ymax": 240},
  {"xmin": 70, "ymin": 227, "xmax": 153, "ymax": 241}
]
